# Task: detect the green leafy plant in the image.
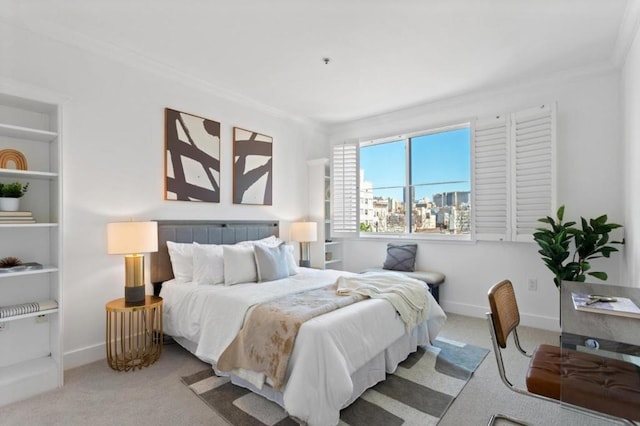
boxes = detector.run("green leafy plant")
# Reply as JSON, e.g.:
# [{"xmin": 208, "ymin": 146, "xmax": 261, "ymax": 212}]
[
  {"xmin": 360, "ymin": 222, "xmax": 372, "ymax": 232},
  {"xmin": 533, "ymin": 205, "xmax": 623, "ymax": 288},
  {"xmin": 0, "ymin": 182, "xmax": 29, "ymax": 198}
]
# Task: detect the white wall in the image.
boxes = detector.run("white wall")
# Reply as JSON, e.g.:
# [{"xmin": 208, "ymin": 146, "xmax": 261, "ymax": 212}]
[
  {"xmin": 329, "ymin": 69, "xmax": 624, "ymax": 330},
  {"xmin": 1, "ymin": 11, "xmax": 631, "ymax": 369},
  {"xmin": 622, "ymin": 19, "xmax": 640, "ymax": 287},
  {"xmin": 0, "ymin": 22, "xmax": 327, "ymax": 368}
]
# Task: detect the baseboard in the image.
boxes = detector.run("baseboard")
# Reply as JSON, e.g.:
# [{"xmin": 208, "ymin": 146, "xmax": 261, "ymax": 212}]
[
  {"xmin": 441, "ymin": 301, "xmax": 560, "ymax": 332},
  {"xmin": 64, "ymin": 343, "xmax": 105, "ymax": 370}
]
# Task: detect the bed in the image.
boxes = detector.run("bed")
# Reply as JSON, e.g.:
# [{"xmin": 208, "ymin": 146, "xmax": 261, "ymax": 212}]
[{"xmin": 151, "ymin": 220, "xmax": 447, "ymax": 426}]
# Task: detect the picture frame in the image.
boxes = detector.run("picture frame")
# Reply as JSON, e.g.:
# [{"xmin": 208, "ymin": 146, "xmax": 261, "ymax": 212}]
[
  {"xmin": 164, "ymin": 108, "xmax": 221, "ymax": 202},
  {"xmin": 232, "ymin": 127, "xmax": 273, "ymax": 205}
]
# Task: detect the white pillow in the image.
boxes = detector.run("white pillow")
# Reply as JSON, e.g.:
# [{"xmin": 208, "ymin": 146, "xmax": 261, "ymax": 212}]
[
  {"xmin": 237, "ymin": 235, "xmax": 281, "ymax": 248},
  {"xmin": 192, "ymin": 243, "xmax": 225, "ymax": 285},
  {"xmin": 254, "ymin": 242, "xmax": 289, "ymax": 282},
  {"xmin": 283, "ymin": 244, "xmax": 299, "ymax": 275},
  {"xmin": 223, "ymin": 245, "xmax": 257, "ymax": 285},
  {"xmin": 166, "ymin": 241, "xmax": 194, "ymax": 283}
]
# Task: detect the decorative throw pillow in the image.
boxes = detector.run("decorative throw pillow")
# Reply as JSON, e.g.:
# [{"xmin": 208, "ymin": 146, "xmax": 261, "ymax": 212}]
[
  {"xmin": 254, "ymin": 242, "xmax": 289, "ymax": 282},
  {"xmin": 166, "ymin": 241, "xmax": 194, "ymax": 283},
  {"xmin": 192, "ymin": 243, "xmax": 225, "ymax": 285},
  {"xmin": 382, "ymin": 243, "xmax": 418, "ymax": 272},
  {"xmin": 235, "ymin": 236, "xmax": 298, "ymax": 275},
  {"xmin": 223, "ymin": 244, "xmax": 258, "ymax": 285}
]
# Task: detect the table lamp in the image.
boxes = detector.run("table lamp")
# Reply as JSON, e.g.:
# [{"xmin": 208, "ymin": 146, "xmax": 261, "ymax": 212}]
[
  {"xmin": 291, "ymin": 221, "xmax": 317, "ymax": 267},
  {"xmin": 107, "ymin": 221, "xmax": 158, "ymax": 303}
]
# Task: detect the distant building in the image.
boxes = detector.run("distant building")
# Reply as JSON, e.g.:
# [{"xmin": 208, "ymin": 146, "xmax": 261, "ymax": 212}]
[{"xmin": 359, "ymin": 170, "xmax": 374, "ymax": 230}]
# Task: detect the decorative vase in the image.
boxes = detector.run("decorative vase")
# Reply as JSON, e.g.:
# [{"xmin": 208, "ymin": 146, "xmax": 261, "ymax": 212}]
[{"xmin": 0, "ymin": 198, "xmax": 20, "ymax": 212}]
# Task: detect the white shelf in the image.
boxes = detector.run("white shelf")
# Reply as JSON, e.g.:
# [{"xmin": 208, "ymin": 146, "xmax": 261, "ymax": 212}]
[
  {"xmin": 0, "ymin": 308, "xmax": 58, "ymax": 323},
  {"xmin": 0, "ymin": 223, "xmax": 58, "ymax": 228},
  {"xmin": 0, "ymin": 123, "xmax": 57, "ymax": 142},
  {"xmin": 325, "ymin": 259, "xmax": 342, "ymax": 265},
  {"xmin": 0, "ymin": 168, "xmax": 58, "ymax": 180},
  {"xmin": 0, "ymin": 265, "xmax": 58, "ymax": 279},
  {"xmin": 325, "ymin": 241, "xmax": 341, "ymax": 246}
]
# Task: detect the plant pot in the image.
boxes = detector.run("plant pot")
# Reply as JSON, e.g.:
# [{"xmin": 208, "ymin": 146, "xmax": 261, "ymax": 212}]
[{"xmin": 0, "ymin": 197, "xmax": 20, "ymax": 212}]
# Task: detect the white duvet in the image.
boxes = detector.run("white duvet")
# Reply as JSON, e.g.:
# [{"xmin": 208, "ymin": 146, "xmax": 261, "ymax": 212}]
[{"xmin": 161, "ymin": 268, "xmax": 447, "ymax": 426}]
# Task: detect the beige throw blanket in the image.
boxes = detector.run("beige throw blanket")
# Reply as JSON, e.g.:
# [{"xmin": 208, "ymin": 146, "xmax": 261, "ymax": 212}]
[
  {"xmin": 216, "ymin": 284, "xmax": 365, "ymax": 390},
  {"xmin": 336, "ymin": 272, "xmax": 429, "ymax": 332}
]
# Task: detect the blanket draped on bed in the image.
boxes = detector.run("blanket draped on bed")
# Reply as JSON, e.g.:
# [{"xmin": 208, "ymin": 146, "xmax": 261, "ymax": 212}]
[
  {"xmin": 216, "ymin": 284, "xmax": 366, "ymax": 390},
  {"xmin": 336, "ymin": 272, "xmax": 430, "ymax": 331}
]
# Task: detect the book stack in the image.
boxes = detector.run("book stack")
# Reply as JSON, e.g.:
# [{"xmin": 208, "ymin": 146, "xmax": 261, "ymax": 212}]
[
  {"xmin": 0, "ymin": 299, "xmax": 58, "ymax": 319},
  {"xmin": 0, "ymin": 211, "xmax": 35, "ymax": 224},
  {"xmin": 572, "ymin": 292, "xmax": 640, "ymax": 319}
]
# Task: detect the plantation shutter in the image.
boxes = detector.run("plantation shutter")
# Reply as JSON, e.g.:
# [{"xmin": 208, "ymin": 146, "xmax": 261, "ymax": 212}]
[
  {"xmin": 331, "ymin": 142, "xmax": 359, "ymax": 238},
  {"xmin": 473, "ymin": 115, "xmax": 510, "ymax": 241},
  {"xmin": 511, "ymin": 104, "xmax": 556, "ymax": 242}
]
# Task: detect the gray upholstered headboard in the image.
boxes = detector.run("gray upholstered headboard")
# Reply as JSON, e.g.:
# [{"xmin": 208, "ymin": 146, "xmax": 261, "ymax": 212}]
[{"xmin": 150, "ymin": 220, "xmax": 279, "ymax": 294}]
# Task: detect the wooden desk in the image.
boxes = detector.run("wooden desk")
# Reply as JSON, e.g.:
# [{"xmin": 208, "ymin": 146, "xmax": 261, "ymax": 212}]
[
  {"xmin": 106, "ymin": 296, "xmax": 163, "ymax": 371},
  {"xmin": 561, "ymin": 281, "xmax": 640, "ymax": 356}
]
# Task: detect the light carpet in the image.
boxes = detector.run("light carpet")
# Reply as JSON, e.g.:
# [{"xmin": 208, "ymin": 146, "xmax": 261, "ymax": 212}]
[{"xmin": 181, "ymin": 337, "xmax": 489, "ymax": 426}]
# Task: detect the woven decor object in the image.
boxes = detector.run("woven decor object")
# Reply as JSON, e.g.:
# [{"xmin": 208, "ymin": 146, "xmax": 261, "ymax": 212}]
[{"xmin": 0, "ymin": 149, "xmax": 28, "ymax": 170}]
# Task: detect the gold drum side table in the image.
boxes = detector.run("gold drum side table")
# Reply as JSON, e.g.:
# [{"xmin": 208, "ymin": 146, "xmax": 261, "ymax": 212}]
[{"xmin": 106, "ymin": 296, "xmax": 163, "ymax": 371}]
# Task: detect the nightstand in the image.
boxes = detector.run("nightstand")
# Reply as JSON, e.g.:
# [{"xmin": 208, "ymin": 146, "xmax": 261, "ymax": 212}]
[{"xmin": 105, "ymin": 295, "xmax": 163, "ymax": 371}]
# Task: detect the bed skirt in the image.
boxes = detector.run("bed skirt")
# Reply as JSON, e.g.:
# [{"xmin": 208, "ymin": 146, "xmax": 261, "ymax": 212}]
[{"xmin": 173, "ymin": 320, "xmax": 427, "ymax": 414}]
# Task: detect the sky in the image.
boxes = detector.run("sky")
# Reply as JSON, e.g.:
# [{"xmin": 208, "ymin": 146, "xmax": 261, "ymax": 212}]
[{"xmin": 360, "ymin": 127, "xmax": 471, "ymax": 202}]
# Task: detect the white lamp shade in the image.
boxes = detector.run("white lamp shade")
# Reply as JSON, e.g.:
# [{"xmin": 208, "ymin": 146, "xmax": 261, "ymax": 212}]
[
  {"xmin": 107, "ymin": 221, "xmax": 158, "ymax": 254},
  {"xmin": 290, "ymin": 221, "xmax": 318, "ymax": 242}
]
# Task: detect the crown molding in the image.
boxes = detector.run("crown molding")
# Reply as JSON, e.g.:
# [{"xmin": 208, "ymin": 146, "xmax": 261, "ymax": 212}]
[
  {"xmin": 612, "ymin": 0, "xmax": 640, "ymax": 68},
  {"xmin": 0, "ymin": 13, "xmax": 324, "ymax": 131},
  {"xmin": 329, "ymin": 60, "xmax": 618, "ymax": 135}
]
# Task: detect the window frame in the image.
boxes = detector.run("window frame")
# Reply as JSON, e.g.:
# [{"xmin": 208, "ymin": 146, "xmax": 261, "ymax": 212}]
[
  {"xmin": 358, "ymin": 121, "xmax": 472, "ymax": 241},
  {"xmin": 330, "ymin": 103, "xmax": 556, "ymax": 244}
]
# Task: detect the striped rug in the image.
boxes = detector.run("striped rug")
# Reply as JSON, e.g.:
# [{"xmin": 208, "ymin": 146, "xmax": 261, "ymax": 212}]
[{"xmin": 181, "ymin": 337, "xmax": 488, "ymax": 426}]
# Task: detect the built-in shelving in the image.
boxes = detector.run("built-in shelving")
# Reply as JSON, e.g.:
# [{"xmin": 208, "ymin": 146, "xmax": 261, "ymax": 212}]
[
  {"xmin": 0, "ymin": 266, "xmax": 58, "ymax": 278},
  {"xmin": 0, "ymin": 123, "xmax": 58, "ymax": 142},
  {"xmin": 308, "ymin": 158, "xmax": 342, "ymax": 270},
  {"xmin": 0, "ymin": 309, "xmax": 59, "ymax": 323},
  {"xmin": 0, "ymin": 91, "xmax": 63, "ymax": 406},
  {"xmin": 0, "ymin": 223, "xmax": 58, "ymax": 228},
  {"xmin": 0, "ymin": 168, "xmax": 58, "ymax": 179}
]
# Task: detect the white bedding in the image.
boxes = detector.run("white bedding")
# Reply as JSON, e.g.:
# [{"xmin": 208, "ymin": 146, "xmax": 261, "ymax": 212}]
[{"xmin": 161, "ymin": 267, "xmax": 447, "ymax": 426}]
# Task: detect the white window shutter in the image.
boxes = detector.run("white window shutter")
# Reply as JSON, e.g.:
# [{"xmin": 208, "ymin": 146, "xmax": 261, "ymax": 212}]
[
  {"xmin": 511, "ymin": 103, "xmax": 556, "ymax": 242},
  {"xmin": 331, "ymin": 142, "xmax": 359, "ymax": 237},
  {"xmin": 473, "ymin": 115, "xmax": 510, "ymax": 241}
]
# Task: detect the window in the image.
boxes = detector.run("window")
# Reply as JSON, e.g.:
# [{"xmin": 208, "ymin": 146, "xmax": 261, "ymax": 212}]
[
  {"xmin": 358, "ymin": 124, "xmax": 471, "ymax": 236},
  {"xmin": 331, "ymin": 103, "xmax": 556, "ymax": 242}
]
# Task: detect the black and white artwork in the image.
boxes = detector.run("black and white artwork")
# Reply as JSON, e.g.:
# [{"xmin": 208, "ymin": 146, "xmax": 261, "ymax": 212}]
[
  {"xmin": 165, "ymin": 108, "xmax": 220, "ymax": 202},
  {"xmin": 233, "ymin": 127, "xmax": 273, "ymax": 205}
]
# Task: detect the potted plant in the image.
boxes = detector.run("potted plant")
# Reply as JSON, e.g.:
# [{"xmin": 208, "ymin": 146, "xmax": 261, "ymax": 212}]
[
  {"xmin": 533, "ymin": 205, "xmax": 623, "ymax": 288},
  {"xmin": 0, "ymin": 182, "xmax": 29, "ymax": 212}
]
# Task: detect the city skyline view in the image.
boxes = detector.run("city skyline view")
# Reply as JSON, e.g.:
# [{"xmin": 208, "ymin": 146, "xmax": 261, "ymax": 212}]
[{"xmin": 359, "ymin": 127, "xmax": 471, "ymax": 234}]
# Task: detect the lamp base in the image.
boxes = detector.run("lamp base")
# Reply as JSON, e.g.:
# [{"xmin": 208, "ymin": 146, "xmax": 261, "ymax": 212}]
[
  {"xmin": 125, "ymin": 286, "xmax": 145, "ymax": 304},
  {"xmin": 299, "ymin": 260, "xmax": 310, "ymax": 268}
]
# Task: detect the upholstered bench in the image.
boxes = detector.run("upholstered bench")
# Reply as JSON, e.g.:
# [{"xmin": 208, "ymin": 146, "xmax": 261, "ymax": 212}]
[
  {"xmin": 527, "ymin": 343, "xmax": 640, "ymax": 421},
  {"xmin": 360, "ymin": 268, "xmax": 446, "ymax": 304}
]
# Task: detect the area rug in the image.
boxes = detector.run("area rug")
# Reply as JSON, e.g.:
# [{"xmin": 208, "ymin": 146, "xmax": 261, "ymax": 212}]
[{"xmin": 181, "ymin": 337, "xmax": 488, "ymax": 426}]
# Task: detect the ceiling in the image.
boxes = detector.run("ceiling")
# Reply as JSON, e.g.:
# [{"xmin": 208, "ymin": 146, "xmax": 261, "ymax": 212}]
[{"xmin": 2, "ymin": 0, "xmax": 633, "ymax": 125}]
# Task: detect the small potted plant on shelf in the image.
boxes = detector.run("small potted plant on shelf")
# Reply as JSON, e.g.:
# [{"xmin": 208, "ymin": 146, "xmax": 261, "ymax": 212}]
[{"xmin": 0, "ymin": 182, "xmax": 29, "ymax": 212}]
